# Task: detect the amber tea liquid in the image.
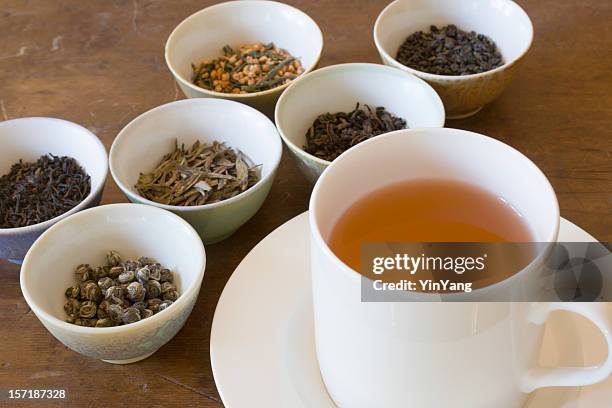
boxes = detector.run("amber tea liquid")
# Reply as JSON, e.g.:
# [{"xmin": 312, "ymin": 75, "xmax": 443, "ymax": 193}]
[{"xmin": 328, "ymin": 179, "xmax": 534, "ymax": 279}]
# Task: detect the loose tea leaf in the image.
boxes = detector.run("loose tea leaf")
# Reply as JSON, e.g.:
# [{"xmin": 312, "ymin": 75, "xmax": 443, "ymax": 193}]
[
  {"xmin": 396, "ymin": 25, "xmax": 504, "ymax": 76},
  {"xmin": 135, "ymin": 140, "xmax": 261, "ymax": 206},
  {"xmin": 303, "ymin": 103, "xmax": 407, "ymax": 162},
  {"xmin": 191, "ymin": 42, "xmax": 304, "ymax": 94},
  {"xmin": 64, "ymin": 251, "xmax": 180, "ymax": 327},
  {"xmin": 0, "ymin": 154, "xmax": 91, "ymax": 228}
]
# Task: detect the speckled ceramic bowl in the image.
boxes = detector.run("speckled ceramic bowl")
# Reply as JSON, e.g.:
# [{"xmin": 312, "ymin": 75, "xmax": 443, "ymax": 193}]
[
  {"xmin": 0, "ymin": 117, "xmax": 108, "ymax": 263},
  {"xmin": 20, "ymin": 203, "xmax": 206, "ymax": 364},
  {"xmin": 275, "ymin": 63, "xmax": 445, "ymax": 182},
  {"xmin": 374, "ymin": 0, "xmax": 533, "ymax": 118},
  {"xmin": 165, "ymin": 0, "xmax": 323, "ymax": 117},
  {"xmin": 110, "ymin": 98, "xmax": 282, "ymax": 244}
]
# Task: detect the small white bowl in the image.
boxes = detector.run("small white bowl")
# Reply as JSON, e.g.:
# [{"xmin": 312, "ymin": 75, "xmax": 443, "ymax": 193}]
[
  {"xmin": 165, "ymin": 0, "xmax": 323, "ymax": 117},
  {"xmin": 110, "ymin": 98, "xmax": 282, "ymax": 244},
  {"xmin": 20, "ymin": 203, "xmax": 206, "ymax": 364},
  {"xmin": 374, "ymin": 0, "xmax": 533, "ymax": 119},
  {"xmin": 0, "ymin": 118, "xmax": 108, "ymax": 263},
  {"xmin": 275, "ymin": 63, "xmax": 445, "ymax": 182}
]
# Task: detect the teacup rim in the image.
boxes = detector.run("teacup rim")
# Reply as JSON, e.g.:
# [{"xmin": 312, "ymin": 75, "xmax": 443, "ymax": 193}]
[
  {"xmin": 373, "ymin": 0, "xmax": 535, "ymax": 81},
  {"xmin": 19, "ymin": 203, "xmax": 207, "ymax": 334},
  {"xmin": 309, "ymin": 128, "xmax": 560, "ymax": 298}
]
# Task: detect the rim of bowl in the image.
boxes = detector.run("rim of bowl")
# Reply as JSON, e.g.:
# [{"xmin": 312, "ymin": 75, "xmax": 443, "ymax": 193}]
[
  {"xmin": 109, "ymin": 98, "xmax": 283, "ymax": 212},
  {"xmin": 164, "ymin": 0, "xmax": 324, "ymax": 99},
  {"xmin": 20, "ymin": 203, "xmax": 207, "ymax": 334},
  {"xmin": 0, "ymin": 117, "xmax": 108, "ymax": 236},
  {"xmin": 274, "ymin": 62, "xmax": 446, "ymax": 167},
  {"xmin": 309, "ymin": 127, "xmax": 560, "ymax": 296},
  {"xmin": 373, "ymin": 0, "xmax": 534, "ymax": 81}
]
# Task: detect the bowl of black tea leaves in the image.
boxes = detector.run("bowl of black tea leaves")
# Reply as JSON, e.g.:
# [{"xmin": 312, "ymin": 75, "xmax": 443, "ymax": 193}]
[
  {"xmin": 374, "ymin": 0, "xmax": 533, "ymax": 118},
  {"xmin": 275, "ymin": 63, "xmax": 445, "ymax": 182},
  {"xmin": 0, "ymin": 118, "xmax": 108, "ymax": 263}
]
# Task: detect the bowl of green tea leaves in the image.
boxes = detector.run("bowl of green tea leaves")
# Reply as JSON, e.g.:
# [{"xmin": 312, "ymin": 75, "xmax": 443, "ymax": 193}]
[
  {"xmin": 0, "ymin": 117, "xmax": 108, "ymax": 263},
  {"xmin": 135, "ymin": 140, "xmax": 261, "ymax": 207},
  {"xmin": 165, "ymin": 1, "xmax": 323, "ymax": 117},
  {"xmin": 110, "ymin": 98, "xmax": 282, "ymax": 244}
]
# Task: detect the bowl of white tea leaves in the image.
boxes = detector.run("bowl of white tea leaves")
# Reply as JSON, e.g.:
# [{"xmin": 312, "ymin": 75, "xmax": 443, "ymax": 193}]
[
  {"xmin": 0, "ymin": 117, "xmax": 108, "ymax": 263},
  {"xmin": 110, "ymin": 98, "xmax": 282, "ymax": 244}
]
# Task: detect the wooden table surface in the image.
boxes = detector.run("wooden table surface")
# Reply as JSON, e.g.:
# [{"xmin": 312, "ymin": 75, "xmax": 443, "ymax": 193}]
[{"xmin": 0, "ymin": 0, "xmax": 610, "ymax": 406}]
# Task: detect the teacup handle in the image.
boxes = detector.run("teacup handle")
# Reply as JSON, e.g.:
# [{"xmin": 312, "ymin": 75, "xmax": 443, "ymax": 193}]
[{"xmin": 521, "ymin": 302, "xmax": 612, "ymax": 393}]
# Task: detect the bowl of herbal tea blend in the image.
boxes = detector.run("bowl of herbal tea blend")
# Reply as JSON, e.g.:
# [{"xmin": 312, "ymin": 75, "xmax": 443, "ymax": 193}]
[
  {"xmin": 275, "ymin": 63, "xmax": 445, "ymax": 182},
  {"xmin": 374, "ymin": 0, "xmax": 533, "ymax": 118},
  {"xmin": 110, "ymin": 98, "xmax": 282, "ymax": 244},
  {"xmin": 0, "ymin": 117, "xmax": 108, "ymax": 263},
  {"xmin": 165, "ymin": 0, "xmax": 323, "ymax": 117},
  {"xmin": 20, "ymin": 203, "xmax": 206, "ymax": 364}
]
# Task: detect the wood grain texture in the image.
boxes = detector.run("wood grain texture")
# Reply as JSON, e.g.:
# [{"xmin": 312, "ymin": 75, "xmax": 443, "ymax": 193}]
[{"xmin": 0, "ymin": 0, "xmax": 610, "ymax": 406}]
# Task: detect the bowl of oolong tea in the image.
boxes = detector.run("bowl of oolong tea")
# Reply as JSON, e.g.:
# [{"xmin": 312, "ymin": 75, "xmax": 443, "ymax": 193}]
[
  {"xmin": 275, "ymin": 63, "xmax": 445, "ymax": 182},
  {"xmin": 20, "ymin": 204, "xmax": 206, "ymax": 364},
  {"xmin": 374, "ymin": 0, "xmax": 533, "ymax": 118},
  {"xmin": 165, "ymin": 0, "xmax": 323, "ymax": 117},
  {"xmin": 110, "ymin": 98, "xmax": 282, "ymax": 244},
  {"xmin": 0, "ymin": 117, "xmax": 108, "ymax": 263}
]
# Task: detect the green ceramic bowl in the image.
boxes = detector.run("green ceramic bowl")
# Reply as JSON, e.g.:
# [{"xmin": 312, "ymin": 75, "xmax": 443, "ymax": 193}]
[{"xmin": 109, "ymin": 99, "xmax": 282, "ymax": 244}]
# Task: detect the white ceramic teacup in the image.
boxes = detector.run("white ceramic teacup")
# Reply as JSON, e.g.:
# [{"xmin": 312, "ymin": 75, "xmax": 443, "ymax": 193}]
[{"xmin": 309, "ymin": 128, "xmax": 612, "ymax": 408}]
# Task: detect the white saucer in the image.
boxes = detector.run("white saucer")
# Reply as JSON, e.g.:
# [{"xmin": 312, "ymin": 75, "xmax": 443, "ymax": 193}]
[{"xmin": 211, "ymin": 212, "xmax": 611, "ymax": 407}]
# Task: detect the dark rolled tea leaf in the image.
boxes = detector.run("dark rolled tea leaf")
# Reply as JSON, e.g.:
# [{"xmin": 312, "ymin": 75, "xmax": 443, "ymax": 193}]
[
  {"xmin": 131, "ymin": 301, "xmax": 147, "ymax": 315},
  {"xmin": 121, "ymin": 307, "xmax": 141, "ymax": 325},
  {"xmin": 107, "ymin": 304, "xmax": 123, "ymax": 323},
  {"xmin": 0, "ymin": 154, "xmax": 90, "ymax": 228},
  {"xmin": 396, "ymin": 25, "xmax": 504, "ymax": 76},
  {"xmin": 146, "ymin": 280, "xmax": 162, "ymax": 299},
  {"xmin": 147, "ymin": 298, "xmax": 162, "ymax": 313},
  {"xmin": 95, "ymin": 318, "xmax": 115, "ymax": 328},
  {"xmin": 127, "ymin": 281, "xmax": 146, "ymax": 302},
  {"xmin": 158, "ymin": 300, "xmax": 173, "ymax": 312},
  {"xmin": 79, "ymin": 301, "xmax": 97, "ymax": 318},
  {"xmin": 303, "ymin": 103, "xmax": 407, "ymax": 162}
]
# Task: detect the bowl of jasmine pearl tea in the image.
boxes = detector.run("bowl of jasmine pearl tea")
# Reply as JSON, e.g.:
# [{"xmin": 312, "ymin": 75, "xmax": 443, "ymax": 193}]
[
  {"xmin": 0, "ymin": 117, "xmax": 107, "ymax": 263},
  {"xmin": 110, "ymin": 98, "xmax": 282, "ymax": 244},
  {"xmin": 165, "ymin": 0, "xmax": 323, "ymax": 117},
  {"xmin": 374, "ymin": 0, "xmax": 533, "ymax": 118},
  {"xmin": 20, "ymin": 204, "xmax": 206, "ymax": 364}
]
